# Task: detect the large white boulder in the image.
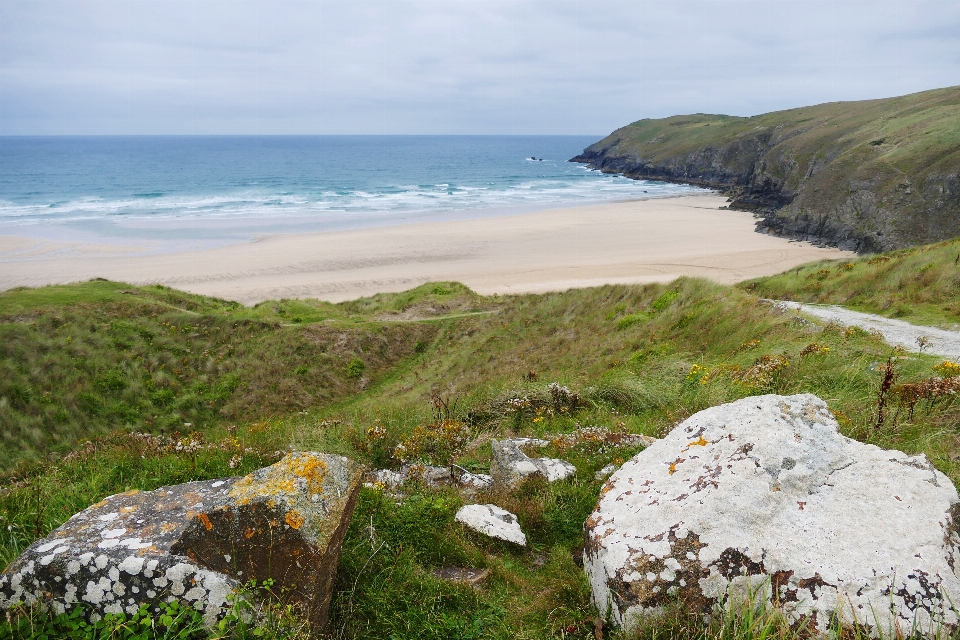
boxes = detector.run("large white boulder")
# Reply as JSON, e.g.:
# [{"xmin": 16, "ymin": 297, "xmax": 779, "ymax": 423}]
[{"xmin": 584, "ymin": 394, "xmax": 960, "ymax": 637}]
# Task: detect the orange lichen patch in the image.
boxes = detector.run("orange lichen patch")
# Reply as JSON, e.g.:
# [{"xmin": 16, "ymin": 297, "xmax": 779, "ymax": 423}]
[
  {"xmin": 269, "ymin": 519, "xmax": 280, "ymax": 528},
  {"xmin": 229, "ymin": 453, "xmax": 329, "ymax": 506},
  {"xmin": 160, "ymin": 522, "xmax": 178, "ymax": 533},
  {"xmin": 668, "ymin": 457, "xmax": 685, "ymax": 475},
  {"xmin": 682, "ymin": 436, "xmax": 709, "ymax": 451},
  {"xmin": 198, "ymin": 513, "xmax": 214, "ymax": 531},
  {"xmin": 120, "ymin": 506, "xmax": 138, "ymax": 513},
  {"xmin": 121, "ymin": 489, "xmax": 140, "ymax": 497},
  {"xmin": 244, "ymin": 527, "xmax": 257, "ymax": 539},
  {"xmin": 91, "ymin": 500, "xmax": 109, "ymax": 509},
  {"xmin": 285, "ymin": 510, "xmax": 306, "ymax": 530}
]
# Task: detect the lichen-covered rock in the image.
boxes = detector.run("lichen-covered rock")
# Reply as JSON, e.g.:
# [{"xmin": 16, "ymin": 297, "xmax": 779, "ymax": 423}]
[
  {"xmin": 455, "ymin": 504, "xmax": 527, "ymax": 546},
  {"xmin": 584, "ymin": 394, "xmax": 960, "ymax": 637},
  {"xmin": 0, "ymin": 452, "xmax": 362, "ymax": 629},
  {"xmin": 490, "ymin": 439, "xmax": 576, "ymax": 489}
]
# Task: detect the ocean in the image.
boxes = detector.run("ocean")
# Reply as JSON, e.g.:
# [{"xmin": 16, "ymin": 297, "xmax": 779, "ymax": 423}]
[{"xmin": 0, "ymin": 136, "xmax": 705, "ymax": 251}]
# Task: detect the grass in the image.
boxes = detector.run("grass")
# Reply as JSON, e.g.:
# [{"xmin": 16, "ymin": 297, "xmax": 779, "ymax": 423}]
[
  {"xmin": 574, "ymin": 84, "xmax": 960, "ymax": 251},
  {"xmin": 742, "ymin": 236, "xmax": 960, "ymax": 328},
  {"xmin": 2, "ymin": 267, "xmax": 960, "ymax": 638},
  {"xmin": 0, "ymin": 280, "xmax": 464, "ymax": 467}
]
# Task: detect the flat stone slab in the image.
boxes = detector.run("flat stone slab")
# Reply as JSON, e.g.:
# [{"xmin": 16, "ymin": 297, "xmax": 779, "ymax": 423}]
[
  {"xmin": 584, "ymin": 394, "xmax": 960, "ymax": 637},
  {"xmin": 0, "ymin": 452, "xmax": 362, "ymax": 628},
  {"xmin": 455, "ymin": 504, "xmax": 527, "ymax": 546},
  {"xmin": 431, "ymin": 567, "xmax": 490, "ymax": 589}
]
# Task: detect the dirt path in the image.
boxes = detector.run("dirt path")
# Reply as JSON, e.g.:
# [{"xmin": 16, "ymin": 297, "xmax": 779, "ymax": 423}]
[{"xmin": 771, "ymin": 300, "xmax": 960, "ymax": 360}]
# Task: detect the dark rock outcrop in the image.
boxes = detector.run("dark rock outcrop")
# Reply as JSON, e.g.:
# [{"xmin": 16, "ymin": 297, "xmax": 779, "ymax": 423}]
[{"xmin": 0, "ymin": 452, "xmax": 362, "ymax": 628}]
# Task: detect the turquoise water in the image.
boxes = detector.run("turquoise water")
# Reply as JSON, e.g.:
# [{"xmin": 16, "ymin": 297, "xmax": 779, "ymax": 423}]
[{"xmin": 0, "ymin": 136, "xmax": 704, "ymax": 248}]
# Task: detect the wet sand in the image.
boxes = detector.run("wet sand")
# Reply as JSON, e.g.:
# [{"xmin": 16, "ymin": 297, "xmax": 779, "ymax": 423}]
[{"xmin": 0, "ymin": 194, "xmax": 853, "ymax": 304}]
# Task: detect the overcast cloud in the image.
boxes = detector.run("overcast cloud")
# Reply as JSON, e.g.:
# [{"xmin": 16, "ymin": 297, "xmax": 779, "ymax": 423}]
[{"xmin": 1, "ymin": 0, "xmax": 958, "ymax": 135}]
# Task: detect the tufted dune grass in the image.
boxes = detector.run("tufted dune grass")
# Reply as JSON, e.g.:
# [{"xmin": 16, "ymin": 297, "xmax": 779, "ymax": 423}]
[
  {"xmin": 742, "ymin": 236, "xmax": 960, "ymax": 329},
  {"xmin": 2, "ymin": 262, "xmax": 960, "ymax": 638}
]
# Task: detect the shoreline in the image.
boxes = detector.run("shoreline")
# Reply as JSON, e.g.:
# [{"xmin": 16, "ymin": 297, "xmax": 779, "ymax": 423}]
[
  {"xmin": 0, "ymin": 190, "xmax": 708, "ymax": 259},
  {"xmin": 0, "ymin": 194, "xmax": 854, "ymax": 304}
]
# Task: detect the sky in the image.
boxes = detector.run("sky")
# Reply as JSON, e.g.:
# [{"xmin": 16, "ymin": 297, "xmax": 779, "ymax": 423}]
[{"xmin": 1, "ymin": 0, "xmax": 958, "ymax": 135}]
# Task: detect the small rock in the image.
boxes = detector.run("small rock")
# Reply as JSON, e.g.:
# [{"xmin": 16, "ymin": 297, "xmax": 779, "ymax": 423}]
[
  {"xmin": 490, "ymin": 439, "xmax": 576, "ymax": 488},
  {"xmin": 508, "ymin": 437, "xmax": 551, "ymax": 449},
  {"xmin": 634, "ymin": 434, "xmax": 658, "ymax": 447},
  {"xmin": 431, "ymin": 567, "xmax": 490, "ymax": 589},
  {"xmin": 595, "ymin": 464, "xmax": 618, "ymax": 480},
  {"xmin": 458, "ymin": 472, "xmax": 494, "ymax": 489},
  {"xmin": 0, "ymin": 452, "xmax": 362, "ymax": 628},
  {"xmin": 455, "ymin": 504, "xmax": 527, "ymax": 546},
  {"xmin": 406, "ymin": 464, "xmax": 451, "ymax": 485},
  {"xmin": 537, "ymin": 458, "xmax": 577, "ymax": 482},
  {"xmin": 364, "ymin": 469, "xmax": 404, "ymax": 489}
]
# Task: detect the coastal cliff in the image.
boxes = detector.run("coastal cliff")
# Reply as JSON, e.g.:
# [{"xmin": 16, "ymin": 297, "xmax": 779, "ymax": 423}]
[{"xmin": 572, "ymin": 86, "xmax": 960, "ymax": 252}]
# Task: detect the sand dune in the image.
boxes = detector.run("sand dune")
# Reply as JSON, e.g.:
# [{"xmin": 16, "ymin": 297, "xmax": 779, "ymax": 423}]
[{"xmin": 0, "ymin": 195, "xmax": 853, "ymax": 304}]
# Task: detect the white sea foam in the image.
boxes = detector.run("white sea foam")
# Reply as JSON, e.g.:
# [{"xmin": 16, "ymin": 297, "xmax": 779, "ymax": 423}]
[{"xmin": 0, "ymin": 177, "xmax": 703, "ymax": 228}]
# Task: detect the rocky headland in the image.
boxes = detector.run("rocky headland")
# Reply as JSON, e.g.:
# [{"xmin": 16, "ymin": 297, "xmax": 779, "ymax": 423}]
[{"xmin": 571, "ymin": 86, "xmax": 960, "ymax": 252}]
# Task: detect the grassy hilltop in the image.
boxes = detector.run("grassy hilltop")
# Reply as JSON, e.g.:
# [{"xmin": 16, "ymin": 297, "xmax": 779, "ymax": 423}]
[
  {"xmin": 572, "ymin": 86, "xmax": 960, "ymax": 253},
  {"xmin": 2, "ymin": 247, "xmax": 960, "ymax": 637}
]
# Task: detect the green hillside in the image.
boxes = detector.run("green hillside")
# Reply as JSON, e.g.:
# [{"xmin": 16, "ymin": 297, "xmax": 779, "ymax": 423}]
[
  {"xmin": 3, "ymin": 267, "xmax": 959, "ymax": 637},
  {"xmin": 573, "ymin": 86, "xmax": 960, "ymax": 252}
]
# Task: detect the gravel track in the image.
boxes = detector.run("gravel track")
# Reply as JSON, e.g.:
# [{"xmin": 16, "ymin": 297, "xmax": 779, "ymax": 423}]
[{"xmin": 770, "ymin": 300, "xmax": 960, "ymax": 360}]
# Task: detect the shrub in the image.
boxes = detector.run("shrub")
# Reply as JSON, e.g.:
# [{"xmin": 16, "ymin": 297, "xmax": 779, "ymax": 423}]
[{"xmin": 345, "ymin": 358, "xmax": 365, "ymax": 379}]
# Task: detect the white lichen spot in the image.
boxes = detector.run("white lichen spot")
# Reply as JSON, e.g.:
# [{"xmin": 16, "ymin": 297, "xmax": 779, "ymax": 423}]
[
  {"xmin": 120, "ymin": 538, "xmax": 151, "ymax": 550},
  {"xmin": 66, "ymin": 560, "xmax": 81, "ymax": 575},
  {"xmin": 37, "ymin": 539, "xmax": 71, "ymax": 553},
  {"xmin": 98, "ymin": 512, "xmax": 119, "ymax": 522},
  {"xmin": 118, "ymin": 556, "xmax": 144, "ymax": 575},
  {"xmin": 101, "ymin": 528, "xmax": 125, "ymax": 539},
  {"xmin": 212, "ymin": 481, "xmax": 225, "ymax": 488},
  {"xmin": 98, "ymin": 539, "xmax": 120, "ymax": 549},
  {"xmin": 112, "ymin": 580, "xmax": 125, "ymax": 596},
  {"xmin": 79, "ymin": 552, "xmax": 94, "ymax": 566},
  {"xmin": 108, "ymin": 566, "xmax": 120, "ymax": 581},
  {"xmin": 95, "ymin": 554, "xmax": 109, "ymax": 569},
  {"xmin": 184, "ymin": 586, "xmax": 206, "ymax": 601}
]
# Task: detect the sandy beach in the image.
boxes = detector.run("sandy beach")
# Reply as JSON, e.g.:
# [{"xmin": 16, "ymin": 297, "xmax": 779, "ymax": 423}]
[{"xmin": 0, "ymin": 194, "xmax": 853, "ymax": 304}]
